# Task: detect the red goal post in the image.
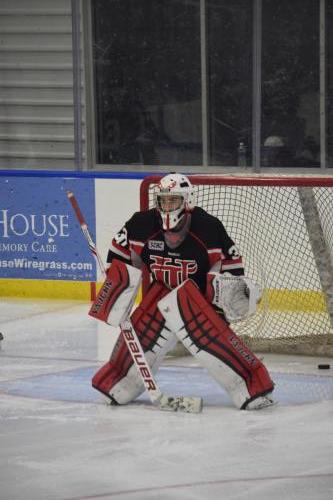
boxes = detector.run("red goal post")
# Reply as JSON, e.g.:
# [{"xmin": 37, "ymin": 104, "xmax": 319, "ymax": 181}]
[{"xmin": 140, "ymin": 174, "xmax": 333, "ymax": 357}]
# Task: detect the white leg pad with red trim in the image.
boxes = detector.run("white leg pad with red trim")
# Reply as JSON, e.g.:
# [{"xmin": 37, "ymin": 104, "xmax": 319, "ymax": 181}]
[
  {"xmin": 107, "ymin": 349, "xmax": 159, "ymax": 404},
  {"xmin": 158, "ymin": 279, "xmax": 274, "ymax": 409},
  {"xmin": 92, "ymin": 281, "xmax": 178, "ymax": 404},
  {"xmin": 89, "ymin": 259, "xmax": 141, "ymax": 326},
  {"xmin": 106, "ymin": 325, "xmax": 178, "ymax": 405}
]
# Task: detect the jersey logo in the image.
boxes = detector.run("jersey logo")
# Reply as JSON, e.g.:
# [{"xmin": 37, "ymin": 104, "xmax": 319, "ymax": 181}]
[
  {"xmin": 148, "ymin": 240, "xmax": 164, "ymax": 251},
  {"xmin": 150, "ymin": 255, "xmax": 198, "ymax": 288}
]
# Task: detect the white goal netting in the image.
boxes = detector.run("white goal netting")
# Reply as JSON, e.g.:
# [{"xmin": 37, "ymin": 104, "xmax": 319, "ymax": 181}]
[{"xmin": 140, "ymin": 175, "xmax": 333, "ymax": 357}]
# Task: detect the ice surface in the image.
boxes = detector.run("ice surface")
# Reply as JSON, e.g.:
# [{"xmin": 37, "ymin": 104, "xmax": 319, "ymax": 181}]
[{"xmin": 1, "ymin": 298, "xmax": 333, "ymax": 500}]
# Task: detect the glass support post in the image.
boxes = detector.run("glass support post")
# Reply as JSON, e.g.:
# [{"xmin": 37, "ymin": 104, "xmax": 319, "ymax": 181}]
[
  {"xmin": 320, "ymin": 0, "xmax": 326, "ymax": 169},
  {"xmin": 200, "ymin": 0, "xmax": 209, "ymax": 167},
  {"xmin": 252, "ymin": 0, "xmax": 262, "ymax": 172}
]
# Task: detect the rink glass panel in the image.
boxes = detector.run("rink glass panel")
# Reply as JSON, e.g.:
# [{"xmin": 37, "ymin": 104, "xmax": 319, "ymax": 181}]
[
  {"xmin": 261, "ymin": 0, "xmax": 320, "ymax": 169},
  {"xmin": 207, "ymin": 0, "xmax": 253, "ymax": 167},
  {"xmin": 89, "ymin": 0, "xmax": 330, "ymax": 170},
  {"xmin": 91, "ymin": 0, "xmax": 202, "ymax": 167}
]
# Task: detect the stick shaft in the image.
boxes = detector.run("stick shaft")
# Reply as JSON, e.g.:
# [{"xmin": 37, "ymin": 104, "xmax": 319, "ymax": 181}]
[{"xmin": 66, "ymin": 190, "xmax": 163, "ymax": 403}]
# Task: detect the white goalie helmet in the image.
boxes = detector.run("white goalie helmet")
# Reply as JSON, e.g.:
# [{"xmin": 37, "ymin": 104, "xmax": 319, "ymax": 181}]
[{"xmin": 156, "ymin": 173, "xmax": 196, "ymax": 230}]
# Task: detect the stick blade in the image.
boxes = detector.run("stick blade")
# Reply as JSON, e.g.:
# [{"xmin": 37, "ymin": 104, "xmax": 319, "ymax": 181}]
[{"xmin": 158, "ymin": 394, "xmax": 203, "ymax": 413}]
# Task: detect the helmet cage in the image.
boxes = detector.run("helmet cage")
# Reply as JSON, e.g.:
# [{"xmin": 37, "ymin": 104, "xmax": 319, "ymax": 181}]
[
  {"xmin": 156, "ymin": 193, "xmax": 184, "ymax": 213},
  {"xmin": 155, "ymin": 174, "xmax": 196, "ymax": 230}
]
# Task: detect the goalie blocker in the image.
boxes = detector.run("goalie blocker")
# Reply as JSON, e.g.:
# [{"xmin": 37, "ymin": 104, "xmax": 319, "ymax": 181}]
[{"xmin": 89, "ymin": 259, "xmax": 142, "ymax": 326}]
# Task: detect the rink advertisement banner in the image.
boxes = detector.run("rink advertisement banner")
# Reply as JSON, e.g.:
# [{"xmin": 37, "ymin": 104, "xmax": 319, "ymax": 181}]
[{"xmin": 0, "ymin": 177, "xmax": 96, "ymax": 281}]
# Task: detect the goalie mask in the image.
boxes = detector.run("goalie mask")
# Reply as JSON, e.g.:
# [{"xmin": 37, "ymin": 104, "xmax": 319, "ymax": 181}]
[{"xmin": 156, "ymin": 173, "xmax": 196, "ymax": 230}]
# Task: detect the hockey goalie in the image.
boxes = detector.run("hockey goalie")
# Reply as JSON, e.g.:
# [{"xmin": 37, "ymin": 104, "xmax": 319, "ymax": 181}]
[{"xmin": 90, "ymin": 173, "xmax": 275, "ymax": 410}]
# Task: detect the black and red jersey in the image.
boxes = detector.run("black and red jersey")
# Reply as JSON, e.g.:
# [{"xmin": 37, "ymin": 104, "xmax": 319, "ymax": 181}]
[{"xmin": 107, "ymin": 207, "xmax": 244, "ymax": 293}]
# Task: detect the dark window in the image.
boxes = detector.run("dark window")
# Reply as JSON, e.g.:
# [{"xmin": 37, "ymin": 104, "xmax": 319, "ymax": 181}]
[
  {"xmin": 92, "ymin": 0, "xmax": 201, "ymax": 167},
  {"xmin": 207, "ymin": 0, "xmax": 253, "ymax": 166},
  {"xmin": 261, "ymin": 0, "xmax": 320, "ymax": 168}
]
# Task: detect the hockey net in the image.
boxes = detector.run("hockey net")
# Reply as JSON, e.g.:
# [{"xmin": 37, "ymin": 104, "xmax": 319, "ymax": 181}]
[{"xmin": 140, "ymin": 175, "xmax": 333, "ymax": 357}]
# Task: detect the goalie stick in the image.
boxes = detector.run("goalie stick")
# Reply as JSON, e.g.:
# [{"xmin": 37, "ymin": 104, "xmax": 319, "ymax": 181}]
[{"xmin": 66, "ymin": 190, "xmax": 202, "ymax": 413}]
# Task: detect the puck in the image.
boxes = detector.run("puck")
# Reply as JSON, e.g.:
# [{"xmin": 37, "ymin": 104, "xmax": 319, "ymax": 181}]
[
  {"xmin": 317, "ymin": 364, "xmax": 330, "ymax": 370},
  {"xmin": 0, "ymin": 332, "xmax": 3, "ymax": 341}
]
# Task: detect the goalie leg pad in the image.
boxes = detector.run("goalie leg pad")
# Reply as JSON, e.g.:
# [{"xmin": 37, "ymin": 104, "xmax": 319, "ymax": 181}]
[
  {"xmin": 89, "ymin": 259, "xmax": 142, "ymax": 326},
  {"xmin": 158, "ymin": 279, "xmax": 274, "ymax": 409},
  {"xmin": 92, "ymin": 339, "xmax": 161, "ymax": 405},
  {"xmin": 92, "ymin": 282, "xmax": 177, "ymax": 404}
]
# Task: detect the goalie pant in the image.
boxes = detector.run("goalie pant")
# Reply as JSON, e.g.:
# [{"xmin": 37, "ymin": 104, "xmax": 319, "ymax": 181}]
[{"xmin": 92, "ymin": 280, "xmax": 274, "ymax": 409}]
